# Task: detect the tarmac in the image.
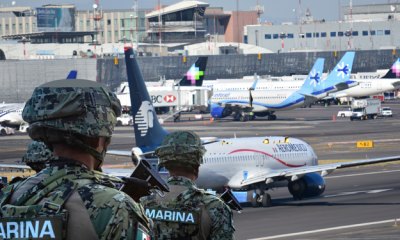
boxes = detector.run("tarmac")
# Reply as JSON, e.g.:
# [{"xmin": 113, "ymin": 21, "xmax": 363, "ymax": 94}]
[{"xmin": 1, "ymin": 100, "xmax": 400, "ymax": 239}]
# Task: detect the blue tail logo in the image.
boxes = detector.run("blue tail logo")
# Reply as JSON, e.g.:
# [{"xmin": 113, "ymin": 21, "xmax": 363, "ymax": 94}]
[
  {"xmin": 309, "ymin": 69, "xmax": 321, "ymax": 87},
  {"xmin": 336, "ymin": 62, "xmax": 351, "ymax": 78}
]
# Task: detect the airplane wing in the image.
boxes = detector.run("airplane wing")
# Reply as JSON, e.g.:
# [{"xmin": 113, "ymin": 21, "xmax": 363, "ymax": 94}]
[
  {"xmin": 0, "ymin": 164, "xmax": 31, "ymax": 169},
  {"xmin": 107, "ymin": 150, "xmax": 132, "ymax": 157},
  {"xmin": 240, "ymin": 155, "xmax": 400, "ymax": 187},
  {"xmin": 391, "ymin": 81, "xmax": 400, "ymax": 88}
]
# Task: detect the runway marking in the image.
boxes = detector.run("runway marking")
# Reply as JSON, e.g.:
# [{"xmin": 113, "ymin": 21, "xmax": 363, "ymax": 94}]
[
  {"xmin": 323, "ymin": 189, "xmax": 393, "ymax": 198},
  {"xmin": 324, "ymin": 138, "xmax": 400, "ymax": 145},
  {"xmin": 325, "ymin": 169, "xmax": 400, "ymax": 179},
  {"xmin": 249, "ymin": 218, "xmax": 400, "ymax": 240}
]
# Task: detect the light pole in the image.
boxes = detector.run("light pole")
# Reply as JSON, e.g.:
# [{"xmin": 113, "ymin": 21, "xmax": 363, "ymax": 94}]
[
  {"xmin": 18, "ymin": 37, "xmax": 30, "ymax": 60},
  {"xmin": 293, "ymin": 9, "xmax": 297, "ymax": 24},
  {"xmin": 280, "ymin": 32, "xmax": 286, "ymax": 53},
  {"xmin": 130, "ymin": 14, "xmax": 134, "ymax": 47},
  {"xmin": 345, "ymin": 30, "xmax": 351, "ymax": 50}
]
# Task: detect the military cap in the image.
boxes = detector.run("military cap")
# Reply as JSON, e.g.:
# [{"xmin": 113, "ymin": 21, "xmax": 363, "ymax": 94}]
[
  {"xmin": 21, "ymin": 79, "xmax": 122, "ymax": 164},
  {"xmin": 22, "ymin": 141, "xmax": 53, "ymax": 164},
  {"xmin": 155, "ymin": 131, "xmax": 206, "ymax": 167}
]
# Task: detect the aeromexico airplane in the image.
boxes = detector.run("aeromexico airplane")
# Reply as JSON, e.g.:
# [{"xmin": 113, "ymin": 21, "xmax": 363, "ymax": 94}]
[
  {"xmin": 0, "ymin": 71, "xmax": 78, "ymax": 129},
  {"xmin": 208, "ymin": 52, "xmax": 357, "ymax": 121},
  {"xmin": 107, "ymin": 47, "xmax": 400, "ymax": 208}
]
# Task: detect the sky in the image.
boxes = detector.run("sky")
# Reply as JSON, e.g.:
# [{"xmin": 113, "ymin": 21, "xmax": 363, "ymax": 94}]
[{"xmin": 0, "ymin": 0, "xmax": 392, "ymax": 24}]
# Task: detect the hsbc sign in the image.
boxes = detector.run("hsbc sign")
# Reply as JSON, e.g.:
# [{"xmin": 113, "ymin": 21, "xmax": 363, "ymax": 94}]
[{"xmin": 164, "ymin": 95, "xmax": 176, "ymax": 102}]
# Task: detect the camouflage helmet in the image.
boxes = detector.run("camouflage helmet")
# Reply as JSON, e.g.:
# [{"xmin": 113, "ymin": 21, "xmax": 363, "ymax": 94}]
[
  {"xmin": 22, "ymin": 79, "xmax": 122, "ymax": 166},
  {"xmin": 22, "ymin": 141, "xmax": 53, "ymax": 164},
  {"xmin": 155, "ymin": 131, "xmax": 206, "ymax": 168}
]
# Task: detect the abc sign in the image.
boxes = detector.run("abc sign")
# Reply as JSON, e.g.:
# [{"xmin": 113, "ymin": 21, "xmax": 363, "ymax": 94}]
[{"xmin": 164, "ymin": 95, "xmax": 176, "ymax": 102}]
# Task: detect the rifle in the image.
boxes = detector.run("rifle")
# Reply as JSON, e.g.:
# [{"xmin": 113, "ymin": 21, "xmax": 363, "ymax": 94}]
[
  {"xmin": 120, "ymin": 159, "xmax": 170, "ymax": 201},
  {"xmin": 220, "ymin": 190, "xmax": 243, "ymax": 213}
]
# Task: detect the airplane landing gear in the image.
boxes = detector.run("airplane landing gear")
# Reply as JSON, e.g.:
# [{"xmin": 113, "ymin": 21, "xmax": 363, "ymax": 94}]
[
  {"xmin": 252, "ymin": 190, "xmax": 272, "ymax": 208},
  {"xmin": 268, "ymin": 115, "xmax": 277, "ymax": 120}
]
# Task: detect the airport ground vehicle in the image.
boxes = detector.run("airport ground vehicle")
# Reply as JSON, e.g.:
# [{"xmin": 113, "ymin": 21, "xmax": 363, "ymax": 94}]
[
  {"xmin": 19, "ymin": 122, "xmax": 29, "ymax": 133},
  {"xmin": 0, "ymin": 125, "xmax": 15, "ymax": 135},
  {"xmin": 350, "ymin": 98, "xmax": 381, "ymax": 121},
  {"xmin": 337, "ymin": 109, "xmax": 352, "ymax": 117},
  {"xmin": 116, "ymin": 115, "xmax": 133, "ymax": 126},
  {"xmin": 381, "ymin": 107, "xmax": 393, "ymax": 117}
]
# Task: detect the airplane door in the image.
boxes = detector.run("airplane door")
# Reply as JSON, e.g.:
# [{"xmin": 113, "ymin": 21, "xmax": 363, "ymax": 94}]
[{"xmin": 377, "ymin": 79, "xmax": 382, "ymax": 90}]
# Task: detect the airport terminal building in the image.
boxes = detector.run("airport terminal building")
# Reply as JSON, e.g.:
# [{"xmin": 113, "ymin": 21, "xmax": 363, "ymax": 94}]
[{"xmin": 245, "ymin": 3, "xmax": 400, "ymax": 52}]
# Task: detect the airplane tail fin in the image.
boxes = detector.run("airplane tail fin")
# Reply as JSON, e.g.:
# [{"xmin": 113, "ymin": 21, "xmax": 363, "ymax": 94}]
[
  {"xmin": 177, "ymin": 57, "xmax": 208, "ymax": 86},
  {"xmin": 66, "ymin": 70, "xmax": 78, "ymax": 79},
  {"xmin": 382, "ymin": 58, "xmax": 400, "ymax": 79},
  {"xmin": 298, "ymin": 58, "xmax": 325, "ymax": 94},
  {"xmin": 125, "ymin": 47, "xmax": 169, "ymax": 150},
  {"xmin": 322, "ymin": 52, "xmax": 355, "ymax": 89}
]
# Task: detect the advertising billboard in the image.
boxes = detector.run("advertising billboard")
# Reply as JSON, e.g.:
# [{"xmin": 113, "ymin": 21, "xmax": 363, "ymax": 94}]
[{"xmin": 37, "ymin": 8, "xmax": 75, "ymax": 32}]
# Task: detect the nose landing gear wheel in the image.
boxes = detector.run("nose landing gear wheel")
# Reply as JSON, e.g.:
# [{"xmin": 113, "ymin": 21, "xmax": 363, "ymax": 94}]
[
  {"xmin": 251, "ymin": 194, "xmax": 261, "ymax": 208},
  {"xmin": 262, "ymin": 193, "xmax": 271, "ymax": 207}
]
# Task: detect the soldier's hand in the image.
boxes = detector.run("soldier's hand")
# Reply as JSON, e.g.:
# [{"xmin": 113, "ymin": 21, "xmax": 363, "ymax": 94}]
[{"xmin": 121, "ymin": 177, "xmax": 153, "ymax": 201}]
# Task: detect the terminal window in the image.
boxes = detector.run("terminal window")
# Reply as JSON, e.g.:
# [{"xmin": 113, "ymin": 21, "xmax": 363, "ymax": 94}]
[
  {"xmin": 19, "ymin": 24, "xmax": 22, "ymax": 30},
  {"xmin": 115, "ymin": 30, "xmax": 118, "ymax": 36},
  {"xmin": 273, "ymin": 34, "xmax": 279, "ymax": 39},
  {"xmin": 100, "ymin": 20, "xmax": 104, "ymax": 26},
  {"xmin": 87, "ymin": 20, "xmax": 90, "ymax": 26},
  {"xmin": 80, "ymin": 21, "xmax": 83, "ymax": 27},
  {"xmin": 352, "ymin": 31, "xmax": 358, "ymax": 36},
  {"xmin": 377, "ymin": 30, "xmax": 383, "ymax": 35},
  {"xmin": 362, "ymin": 31, "xmax": 368, "ymax": 36},
  {"xmin": 32, "ymin": 23, "xmax": 36, "ymax": 29},
  {"xmin": 6, "ymin": 24, "xmax": 9, "ymax": 30},
  {"xmin": 338, "ymin": 32, "xmax": 343, "ymax": 37},
  {"xmin": 370, "ymin": 30, "xmax": 376, "ymax": 35},
  {"xmin": 385, "ymin": 30, "xmax": 390, "ymax": 35},
  {"xmin": 330, "ymin": 32, "xmax": 336, "ymax": 37},
  {"xmin": 287, "ymin": 33, "xmax": 294, "ymax": 38},
  {"xmin": 306, "ymin": 33, "xmax": 312, "ymax": 38},
  {"xmin": 25, "ymin": 23, "xmax": 29, "ymax": 29},
  {"xmin": 321, "ymin": 32, "xmax": 326, "ymax": 37},
  {"xmin": 0, "ymin": 24, "xmax": 1, "ymax": 31},
  {"xmin": 313, "ymin": 32, "xmax": 319, "ymax": 37},
  {"xmin": 265, "ymin": 34, "xmax": 271, "ymax": 39},
  {"xmin": 107, "ymin": 19, "xmax": 111, "ymax": 25},
  {"xmin": 108, "ymin": 31, "xmax": 111, "ymax": 37},
  {"xmin": 114, "ymin": 19, "xmax": 118, "ymax": 25}
]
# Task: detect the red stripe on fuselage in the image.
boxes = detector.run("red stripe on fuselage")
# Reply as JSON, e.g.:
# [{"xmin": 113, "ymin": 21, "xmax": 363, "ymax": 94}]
[{"xmin": 228, "ymin": 149, "xmax": 306, "ymax": 168}]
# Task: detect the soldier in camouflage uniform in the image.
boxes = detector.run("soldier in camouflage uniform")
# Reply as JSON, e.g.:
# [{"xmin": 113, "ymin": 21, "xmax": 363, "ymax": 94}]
[
  {"xmin": 0, "ymin": 79, "xmax": 151, "ymax": 240},
  {"xmin": 141, "ymin": 131, "xmax": 235, "ymax": 240},
  {"xmin": 22, "ymin": 141, "xmax": 53, "ymax": 172}
]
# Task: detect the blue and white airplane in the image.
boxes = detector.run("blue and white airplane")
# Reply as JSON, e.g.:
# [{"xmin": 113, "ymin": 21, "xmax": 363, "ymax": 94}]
[
  {"xmin": 0, "ymin": 71, "xmax": 78, "ymax": 129},
  {"xmin": 107, "ymin": 48, "xmax": 400, "ymax": 208},
  {"xmin": 209, "ymin": 52, "xmax": 357, "ymax": 121}
]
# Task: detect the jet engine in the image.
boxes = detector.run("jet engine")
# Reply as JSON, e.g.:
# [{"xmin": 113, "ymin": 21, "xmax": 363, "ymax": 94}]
[
  {"xmin": 288, "ymin": 172, "xmax": 325, "ymax": 199},
  {"xmin": 211, "ymin": 107, "xmax": 231, "ymax": 118},
  {"xmin": 254, "ymin": 112, "xmax": 270, "ymax": 117}
]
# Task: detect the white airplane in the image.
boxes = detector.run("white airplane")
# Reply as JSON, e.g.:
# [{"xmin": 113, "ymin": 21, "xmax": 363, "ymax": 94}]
[
  {"xmin": 208, "ymin": 53, "xmax": 358, "ymax": 121},
  {"xmin": 203, "ymin": 59, "xmax": 400, "ymax": 102},
  {"xmin": 107, "ymin": 47, "xmax": 400, "ymax": 208}
]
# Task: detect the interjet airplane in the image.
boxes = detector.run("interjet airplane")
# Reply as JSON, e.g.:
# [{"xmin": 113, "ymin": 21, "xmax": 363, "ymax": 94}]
[
  {"xmin": 208, "ymin": 52, "xmax": 357, "ymax": 121},
  {"xmin": 107, "ymin": 47, "xmax": 400, "ymax": 208}
]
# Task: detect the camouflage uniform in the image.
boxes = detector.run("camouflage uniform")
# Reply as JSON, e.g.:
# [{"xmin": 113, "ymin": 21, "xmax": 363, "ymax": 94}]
[
  {"xmin": 141, "ymin": 131, "xmax": 235, "ymax": 240},
  {"xmin": 0, "ymin": 80, "xmax": 151, "ymax": 240}
]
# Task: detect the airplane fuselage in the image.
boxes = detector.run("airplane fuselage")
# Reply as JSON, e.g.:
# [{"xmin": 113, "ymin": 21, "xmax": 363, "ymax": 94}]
[{"xmin": 195, "ymin": 136, "xmax": 316, "ymax": 191}]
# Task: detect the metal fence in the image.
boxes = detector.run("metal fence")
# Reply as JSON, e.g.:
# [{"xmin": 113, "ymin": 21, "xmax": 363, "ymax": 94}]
[
  {"xmin": 0, "ymin": 58, "xmax": 96, "ymax": 103},
  {"xmin": 97, "ymin": 49, "xmax": 400, "ymax": 92}
]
